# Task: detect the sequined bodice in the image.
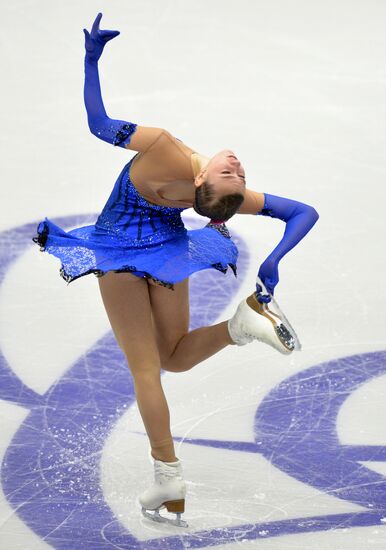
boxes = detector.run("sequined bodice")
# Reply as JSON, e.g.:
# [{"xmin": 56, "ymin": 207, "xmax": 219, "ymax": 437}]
[{"xmin": 95, "ymin": 156, "xmax": 188, "ymax": 248}]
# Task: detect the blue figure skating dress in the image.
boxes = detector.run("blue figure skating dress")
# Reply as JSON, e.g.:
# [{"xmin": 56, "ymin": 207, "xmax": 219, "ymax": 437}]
[{"xmin": 32, "ymin": 129, "xmax": 238, "ymax": 291}]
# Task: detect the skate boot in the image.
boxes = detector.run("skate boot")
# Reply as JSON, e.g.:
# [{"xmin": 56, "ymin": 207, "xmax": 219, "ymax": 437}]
[
  {"xmin": 228, "ymin": 277, "xmax": 301, "ymax": 354},
  {"xmin": 138, "ymin": 457, "xmax": 188, "ymax": 528}
]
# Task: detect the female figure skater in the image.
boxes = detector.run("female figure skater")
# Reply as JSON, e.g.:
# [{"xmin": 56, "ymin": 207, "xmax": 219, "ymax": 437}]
[{"xmin": 32, "ymin": 13, "xmax": 319, "ymax": 527}]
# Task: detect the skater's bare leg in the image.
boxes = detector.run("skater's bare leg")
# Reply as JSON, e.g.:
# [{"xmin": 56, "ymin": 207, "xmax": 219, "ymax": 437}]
[
  {"xmin": 98, "ymin": 272, "xmax": 177, "ymax": 462},
  {"xmin": 148, "ymin": 277, "xmax": 235, "ymax": 374},
  {"xmin": 166, "ymin": 321, "xmax": 234, "ymax": 372}
]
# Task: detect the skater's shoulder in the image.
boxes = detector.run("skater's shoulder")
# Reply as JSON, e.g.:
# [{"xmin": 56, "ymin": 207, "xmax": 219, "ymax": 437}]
[
  {"xmin": 157, "ymin": 130, "xmax": 196, "ymax": 156},
  {"xmin": 123, "ymin": 126, "xmax": 165, "ymax": 154},
  {"xmin": 124, "ymin": 127, "xmax": 194, "ymax": 156}
]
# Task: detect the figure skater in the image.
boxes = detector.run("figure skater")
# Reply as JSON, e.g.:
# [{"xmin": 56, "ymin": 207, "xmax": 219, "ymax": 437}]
[{"xmin": 32, "ymin": 13, "xmax": 319, "ymax": 527}]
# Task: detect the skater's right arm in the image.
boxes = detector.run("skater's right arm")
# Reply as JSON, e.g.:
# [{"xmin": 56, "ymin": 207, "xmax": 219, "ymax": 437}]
[
  {"xmin": 83, "ymin": 13, "xmax": 165, "ymax": 153},
  {"xmin": 256, "ymin": 194, "xmax": 319, "ymax": 295}
]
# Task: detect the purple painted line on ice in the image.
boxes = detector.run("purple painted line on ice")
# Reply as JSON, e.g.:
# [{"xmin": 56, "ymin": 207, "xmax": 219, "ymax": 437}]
[
  {"xmin": 256, "ymin": 351, "xmax": 386, "ymax": 510},
  {"xmin": 171, "ymin": 438, "xmax": 386, "ymax": 462},
  {"xmin": 103, "ymin": 511, "xmax": 386, "ymax": 548},
  {"xmin": 0, "ymin": 217, "xmax": 249, "ymax": 548},
  {"xmin": 0, "ymin": 223, "xmax": 45, "ymax": 408},
  {"xmin": 1, "ymin": 219, "xmax": 385, "ymax": 548},
  {"xmin": 174, "ymin": 351, "xmax": 386, "ymax": 512}
]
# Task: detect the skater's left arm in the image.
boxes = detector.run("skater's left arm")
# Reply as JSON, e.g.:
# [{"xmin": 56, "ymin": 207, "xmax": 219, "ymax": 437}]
[
  {"xmin": 83, "ymin": 13, "xmax": 164, "ymax": 152},
  {"xmin": 238, "ymin": 191, "xmax": 319, "ymax": 295}
]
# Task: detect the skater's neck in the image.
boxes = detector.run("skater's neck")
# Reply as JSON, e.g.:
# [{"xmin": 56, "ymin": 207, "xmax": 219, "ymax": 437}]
[{"xmin": 190, "ymin": 152, "xmax": 211, "ymax": 178}]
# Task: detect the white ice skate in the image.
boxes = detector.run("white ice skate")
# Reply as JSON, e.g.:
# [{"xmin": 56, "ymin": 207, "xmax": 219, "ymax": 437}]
[
  {"xmin": 228, "ymin": 276, "xmax": 301, "ymax": 354},
  {"xmin": 138, "ymin": 457, "xmax": 188, "ymax": 528}
]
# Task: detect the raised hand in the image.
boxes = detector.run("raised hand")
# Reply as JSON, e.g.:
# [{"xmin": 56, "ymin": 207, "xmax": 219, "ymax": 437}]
[{"xmin": 83, "ymin": 13, "xmax": 120, "ymax": 62}]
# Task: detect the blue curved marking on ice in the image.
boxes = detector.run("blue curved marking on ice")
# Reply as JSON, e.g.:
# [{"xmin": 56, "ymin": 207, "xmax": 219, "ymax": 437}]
[
  {"xmin": 2, "ymin": 218, "xmax": 385, "ymax": 548},
  {"xmin": 0, "ymin": 215, "xmax": 249, "ymax": 548}
]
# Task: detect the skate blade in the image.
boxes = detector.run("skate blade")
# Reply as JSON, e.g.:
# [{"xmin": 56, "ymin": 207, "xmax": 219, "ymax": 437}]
[
  {"xmin": 141, "ymin": 507, "xmax": 189, "ymax": 528},
  {"xmin": 253, "ymin": 277, "xmax": 302, "ymax": 352},
  {"xmin": 267, "ymin": 296, "xmax": 301, "ymax": 351},
  {"xmin": 245, "ymin": 294, "xmax": 296, "ymax": 353}
]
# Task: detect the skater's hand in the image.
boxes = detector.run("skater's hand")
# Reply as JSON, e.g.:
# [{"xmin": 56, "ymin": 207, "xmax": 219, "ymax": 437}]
[
  {"xmin": 83, "ymin": 13, "xmax": 120, "ymax": 62},
  {"xmin": 258, "ymin": 256, "xmax": 279, "ymax": 296}
]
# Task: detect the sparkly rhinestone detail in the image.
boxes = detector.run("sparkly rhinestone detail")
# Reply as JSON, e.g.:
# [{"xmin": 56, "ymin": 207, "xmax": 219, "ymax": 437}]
[
  {"xmin": 95, "ymin": 209, "xmax": 187, "ymax": 248},
  {"xmin": 32, "ymin": 221, "xmax": 49, "ymax": 250},
  {"xmin": 113, "ymin": 122, "xmax": 138, "ymax": 147},
  {"xmin": 94, "ymin": 156, "xmax": 188, "ymax": 247},
  {"xmin": 93, "ymin": 121, "xmax": 138, "ymax": 148},
  {"xmin": 206, "ymin": 221, "xmax": 231, "ymax": 239},
  {"xmin": 211, "ymin": 262, "xmax": 237, "ymax": 277},
  {"xmin": 258, "ymin": 208, "xmax": 276, "ymax": 218},
  {"xmin": 32, "ymin": 155, "xmax": 239, "ymax": 290},
  {"xmin": 59, "ymin": 264, "xmax": 176, "ymax": 290}
]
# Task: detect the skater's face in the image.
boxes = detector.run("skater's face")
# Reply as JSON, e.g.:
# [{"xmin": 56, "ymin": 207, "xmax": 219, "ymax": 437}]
[{"xmin": 195, "ymin": 150, "xmax": 246, "ymax": 199}]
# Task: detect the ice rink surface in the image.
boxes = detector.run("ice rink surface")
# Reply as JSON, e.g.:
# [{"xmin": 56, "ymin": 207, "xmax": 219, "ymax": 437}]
[{"xmin": 1, "ymin": 0, "xmax": 386, "ymax": 548}]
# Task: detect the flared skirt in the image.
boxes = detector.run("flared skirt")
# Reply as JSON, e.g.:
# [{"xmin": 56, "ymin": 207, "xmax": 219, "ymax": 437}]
[{"xmin": 32, "ymin": 216, "xmax": 238, "ymax": 291}]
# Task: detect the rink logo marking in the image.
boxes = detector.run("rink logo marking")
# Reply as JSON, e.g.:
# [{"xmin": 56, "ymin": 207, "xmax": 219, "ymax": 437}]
[{"xmin": 0, "ymin": 219, "xmax": 385, "ymax": 548}]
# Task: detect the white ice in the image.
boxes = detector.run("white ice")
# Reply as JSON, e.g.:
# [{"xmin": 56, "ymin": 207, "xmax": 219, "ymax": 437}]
[{"xmin": 1, "ymin": 0, "xmax": 386, "ymax": 548}]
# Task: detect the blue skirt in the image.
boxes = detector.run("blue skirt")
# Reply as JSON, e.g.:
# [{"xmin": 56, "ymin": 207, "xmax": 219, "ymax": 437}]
[{"xmin": 32, "ymin": 155, "xmax": 238, "ymax": 291}]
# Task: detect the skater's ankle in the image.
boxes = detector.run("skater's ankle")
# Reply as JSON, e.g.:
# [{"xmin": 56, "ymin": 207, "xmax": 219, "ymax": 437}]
[
  {"xmin": 151, "ymin": 451, "xmax": 178, "ymax": 462},
  {"xmin": 226, "ymin": 320, "xmax": 237, "ymax": 345}
]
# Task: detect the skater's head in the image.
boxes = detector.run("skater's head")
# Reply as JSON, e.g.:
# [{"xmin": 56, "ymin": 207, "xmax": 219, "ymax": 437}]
[{"xmin": 193, "ymin": 150, "xmax": 245, "ymax": 221}]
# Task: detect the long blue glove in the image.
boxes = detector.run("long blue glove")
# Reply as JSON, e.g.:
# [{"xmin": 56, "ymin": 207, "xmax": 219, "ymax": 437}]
[
  {"xmin": 83, "ymin": 13, "xmax": 137, "ymax": 147},
  {"xmin": 256, "ymin": 193, "xmax": 319, "ymax": 298}
]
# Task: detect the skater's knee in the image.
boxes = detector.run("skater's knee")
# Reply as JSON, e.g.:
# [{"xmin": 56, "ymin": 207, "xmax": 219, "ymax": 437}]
[
  {"xmin": 160, "ymin": 356, "xmax": 191, "ymax": 373},
  {"xmin": 157, "ymin": 342, "xmax": 191, "ymax": 373},
  {"xmin": 125, "ymin": 357, "xmax": 162, "ymax": 381}
]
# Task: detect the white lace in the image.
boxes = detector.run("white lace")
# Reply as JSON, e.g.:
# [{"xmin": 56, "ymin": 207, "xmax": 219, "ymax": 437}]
[{"xmin": 154, "ymin": 461, "xmax": 182, "ymax": 480}]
